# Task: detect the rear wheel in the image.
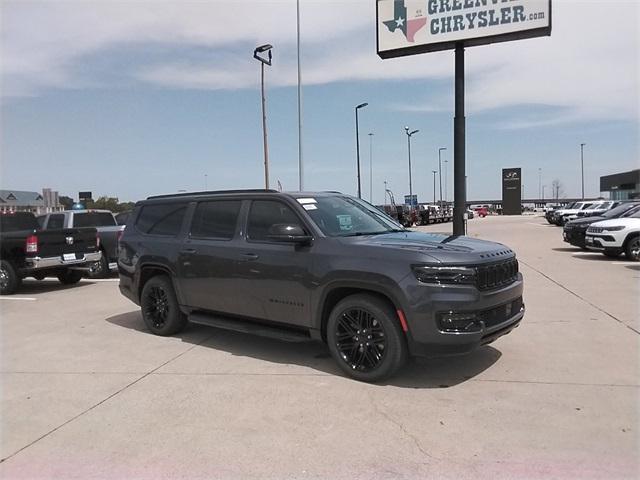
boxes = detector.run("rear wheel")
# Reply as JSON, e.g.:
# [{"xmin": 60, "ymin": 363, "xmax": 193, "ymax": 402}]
[
  {"xmin": 625, "ymin": 236, "xmax": 640, "ymax": 261},
  {"xmin": 87, "ymin": 252, "xmax": 109, "ymax": 278},
  {"xmin": 326, "ymin": 294, "xmax": 407, "ymax": 383},
  {"xmin": 0, "ymin": 260, "xmax": 21, "ymax": 295},
  {"xmin": 57, "ymin": 270, "xmax": 83, "ymax": 285},
  {"xmin": 140, "ymin": 275, "xmax": 187, "ymax": 336}
]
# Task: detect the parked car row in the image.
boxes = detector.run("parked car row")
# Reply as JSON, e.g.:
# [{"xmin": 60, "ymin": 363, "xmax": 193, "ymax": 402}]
[
  {"xmin": 545, "ymin": 200, "xmax": 619, "ymax": 226},
  {"xmin": 559, "ymin": 201, "xmax": 640, "ymax": 261}
]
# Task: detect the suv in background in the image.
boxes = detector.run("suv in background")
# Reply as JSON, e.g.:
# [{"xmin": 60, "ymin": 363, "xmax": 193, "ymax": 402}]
[
  {"xmin": 39, "ymin": 209, "xmax": 124, "ymax": 277},
  {"xmin": 585, "ymin": 209, "xmax": 640, "ymax": 260},
  {"xmin": 564, "ymin": 202, "xmax": 640, "ymax": 249},
  {"xmin": 552, "ymin": 202, "xmax": 593, "ymax": 226},
  {"xmin": 118, "ymin": 190, "xmax": 524, "ymax": 382}
]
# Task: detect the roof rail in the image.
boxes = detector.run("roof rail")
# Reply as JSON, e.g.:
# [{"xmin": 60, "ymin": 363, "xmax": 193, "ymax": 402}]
[{"xmin": 147, "ymin": 189, "xmax": 279, "ymax": 200}]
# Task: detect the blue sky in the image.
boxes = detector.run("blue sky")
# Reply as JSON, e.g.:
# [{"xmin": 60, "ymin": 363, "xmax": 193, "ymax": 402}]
[{"xmin": 1, "ymin": 1, "xmax": 638, "ymax": 205}]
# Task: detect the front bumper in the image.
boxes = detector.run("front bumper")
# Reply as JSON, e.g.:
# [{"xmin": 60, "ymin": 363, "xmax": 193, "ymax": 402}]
[
  {"xmin": 563, "ymin": 228, "xmax": 586, "ymax": 247},
  {"xmin": 24, "ymin": 251, "xmax": 102, "ymax": 271},
  {"xmin": 401, "ymin": 274, "xmax": 525, "ymax": 357},
  {"xmin": 584, "ymin": 234, "xmax": 621, "ymax": 252}
]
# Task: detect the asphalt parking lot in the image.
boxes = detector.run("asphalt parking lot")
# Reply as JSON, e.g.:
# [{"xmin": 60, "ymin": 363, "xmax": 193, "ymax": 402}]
[{"xmin": 1, "ymin": 215, "xmax": 638, "ymax": 480}]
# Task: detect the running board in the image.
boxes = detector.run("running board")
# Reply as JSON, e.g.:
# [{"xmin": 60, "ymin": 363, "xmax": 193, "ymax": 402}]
[{"xmin": 189, "ymin": 312, "xmax": 312, "ymax": 343}]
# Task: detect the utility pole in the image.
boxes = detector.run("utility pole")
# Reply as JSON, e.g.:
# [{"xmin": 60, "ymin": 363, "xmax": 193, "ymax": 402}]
[
  {"xmin": 580, "ymin": 143, "xmax": 586, "ymax": 200},
  {"xmin": 405, "ymin": 126, "xmax": 419, "ymax": 210},
  {"xmin": 355, "ymin": 103, "xmax": 368, "ymax": 198},
  {"xmin": 453, "ymin": 43, "xmax": 466, "ymax": 236},
  {"xmin": 368, "ymin": 133, "xmax": 374, "ymax": 203},
  {"xmin": 296, "ymin": 0, "xmax": 303, "ymax": 191},
  {"xmin": 253, "ymin": 44, "xmax": 273, "ymax": 189},
  {"xmin": 432, "ymin": 170, "xmax": 437, "ymax": 205},
  {"xmin": 438, "ymin": 147, "xmax": 446, "ymax": 206}
]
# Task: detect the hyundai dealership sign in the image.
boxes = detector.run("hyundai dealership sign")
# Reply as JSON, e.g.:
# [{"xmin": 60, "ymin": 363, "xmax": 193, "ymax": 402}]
[{"xmin": 377, "ymin": 0, "xmax": 551, "ymax": 58}]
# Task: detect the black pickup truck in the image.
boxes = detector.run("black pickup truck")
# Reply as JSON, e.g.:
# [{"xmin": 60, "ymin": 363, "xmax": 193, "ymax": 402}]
[{"xmin": 0, "ymin": 212, "xmax": 101, "ymax": 295}]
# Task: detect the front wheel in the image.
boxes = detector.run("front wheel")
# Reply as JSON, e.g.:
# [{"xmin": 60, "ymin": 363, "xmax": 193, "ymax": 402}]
[
  {"xmin": 625, "ymin": 236, "xmax": 640, "ymax": 261},
  {"xmin": 0, "ymin": 260, "xmax": 21, "ymax": 295},
  {"xmin": 327, "ymin": 294, "xmax": 407, "ymax": 383},
  {"xmin": 140, "ymin": 275, "xmax": 187, "ymax": 336}
]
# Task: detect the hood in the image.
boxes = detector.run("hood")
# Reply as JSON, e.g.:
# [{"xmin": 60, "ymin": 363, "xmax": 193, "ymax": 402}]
[
  {"xmin": 338, "ymin": 231, "xmax": 515, "ymax": 264},
  {"xmin": 565, "ymin": 216, "xmax": 606, "ymax": 227},
  {"xmin": 588, "ymin": 218, "xmax": 640, "ymax": 229}
]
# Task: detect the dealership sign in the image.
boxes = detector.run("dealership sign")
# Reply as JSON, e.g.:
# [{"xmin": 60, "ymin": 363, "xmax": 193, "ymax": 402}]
[{"xmin": 377, "ymin": 0, "xmax": 551, "ymax": 58}]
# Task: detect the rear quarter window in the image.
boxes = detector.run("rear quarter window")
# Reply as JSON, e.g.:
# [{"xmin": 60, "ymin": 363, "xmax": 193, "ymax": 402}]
[
  {"xmin": 136, "ymin": 203, "xmax": 187, "ymax": 236},
  {"xmin": 0, "ymin": 213, "xmax": 39, "ymax": 232}
]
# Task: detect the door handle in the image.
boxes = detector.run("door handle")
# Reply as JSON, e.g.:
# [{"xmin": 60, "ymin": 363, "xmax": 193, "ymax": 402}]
[
  {"xmin": 240, "ymin": 253, "xmax": 259, "ymax": 261},
  {"xmin": 181, "ymin": 248, "xmax": 197, "ymax": 254}
]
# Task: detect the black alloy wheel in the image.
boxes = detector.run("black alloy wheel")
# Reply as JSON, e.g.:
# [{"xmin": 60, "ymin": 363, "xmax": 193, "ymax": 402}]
[
  {"xmin": 144, "ymin": 285, "xmax": 170, "ymax": 330},
  {"xmin": 335, "ymin": 308, "xmax": 386, "ymax": 373},
  {"xmin": 0, "ymin": 260, "xmax": 21, "ymax": 295},
  {"xmin": 140, "ymin": 275, "xmax": 187, "ymax": 336},
  {"xmin": 327, "ymin": 293, "xmax": 407, "ymax": 383}
]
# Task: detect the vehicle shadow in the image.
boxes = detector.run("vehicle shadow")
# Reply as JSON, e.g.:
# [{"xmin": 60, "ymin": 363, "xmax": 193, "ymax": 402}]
[
  {"xmin": 570, "ymin": 253, "xmax": 622, "ymax": 262},
  {"xmin": 106, "ymin": 311, "xmax": 502, "ymax": 389},
  {"xmin": 17, "ymin": 280, "xmax": 94, "ymax": 295},
  {"xmin": 625, "ymin": 264, "xmax": 640, "ymax": 271}
]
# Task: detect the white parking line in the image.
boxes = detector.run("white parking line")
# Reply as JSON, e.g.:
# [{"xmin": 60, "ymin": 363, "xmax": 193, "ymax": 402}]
[
  {"xmin": 0, "ymin": 297, "xmax": 36, "ymax": 301},
  {"xmin": 612, "ymin": 261, "xmax": 638, "ymax": 265}
]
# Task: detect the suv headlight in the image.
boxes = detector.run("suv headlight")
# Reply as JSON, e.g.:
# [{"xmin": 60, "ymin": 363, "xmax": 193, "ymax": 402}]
[
  {"xmin": 603, "ymin": 226, "xmax": 624, "ymax": 232},
  {"xmin": 412, "ymin": 265, "xmax": 476, "ymax": 286}
]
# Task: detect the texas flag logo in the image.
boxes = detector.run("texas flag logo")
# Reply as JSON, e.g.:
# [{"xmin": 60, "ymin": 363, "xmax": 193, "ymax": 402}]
[{"xmin": 382, "ymin": 0, "xmax": 427, "ymax": 43}]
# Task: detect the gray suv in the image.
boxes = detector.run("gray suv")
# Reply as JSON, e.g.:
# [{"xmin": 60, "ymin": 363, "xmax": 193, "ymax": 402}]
[{"xmin": 118, "ymin": 190, "xmax": 524, "ymax": 382}]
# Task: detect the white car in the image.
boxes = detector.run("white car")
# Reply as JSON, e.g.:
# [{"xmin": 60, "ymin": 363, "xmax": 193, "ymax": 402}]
[
  {"xmin": 585, "ymin": 211, "xmax": 640, "ymax": 260},
  {"xmin": 566, "ymin": 200, "xmax": 613, "ymax": 221},
  {"xmin": 553, "ymin": 201, "xmax": 594, "ymax": 225}
]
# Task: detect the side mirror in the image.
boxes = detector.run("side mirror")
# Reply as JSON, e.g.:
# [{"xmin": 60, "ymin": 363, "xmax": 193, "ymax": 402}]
[{"xmin": 267, "ymin": 224, "xmax": 312, "ymax": 244}]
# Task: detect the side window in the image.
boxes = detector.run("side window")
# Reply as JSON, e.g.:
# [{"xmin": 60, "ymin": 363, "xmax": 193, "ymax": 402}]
[
  {"xmin": 247, "ymin": 200, "xmax": 304, "ymax": 242},
  {"xmin": 190, "ymin": 201, "xmax": 241, "ymax": 239},
  {"xmin": 136, "ymin": 204, "xmax": 186, "ymax": 236},
  {"xmin": 47, "ymin": 214, "xmax": 65, "ymax": 230},
  {"xmin": 37, "ymin": 215, "xmax": 47, "ymax": 229}
]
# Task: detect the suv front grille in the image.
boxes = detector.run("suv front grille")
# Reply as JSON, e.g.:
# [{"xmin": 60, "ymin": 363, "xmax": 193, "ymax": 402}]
[
  {"xmin": 476, "ymin": 259, "xmax": 519, "ymax": 291},
  {"xmin": 478, "ymin": 296, "xmax": 524, "ymax": 328}
]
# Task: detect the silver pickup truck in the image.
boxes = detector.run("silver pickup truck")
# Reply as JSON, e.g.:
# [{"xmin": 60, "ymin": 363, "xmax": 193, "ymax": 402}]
[{"xmin": 38, "ymin": 209, "xmax": 124, "ymax": 277}]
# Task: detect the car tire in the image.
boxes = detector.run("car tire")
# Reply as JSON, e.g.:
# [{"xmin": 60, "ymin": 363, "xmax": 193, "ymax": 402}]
[
  {"xmin": 0, "ymin": 260, "xmax": 21, "ymax": 295},
  {"xmin": 326, "ymin": 293, "xmax": 407, "ymax": 383},
  {"xmin": 625, "ymin": 236, "xmax": 640, "ymax": 262},
  {"xmin": 87, "ymin": 252, "xmax": 109, "ymax": 278},
  {"xmin": 140, "ymin": 275, "xmax": 187, "ymax": 336},
  {"xmin": 57, "ymin": 270, "xmax": 83, "ymax": 285}
]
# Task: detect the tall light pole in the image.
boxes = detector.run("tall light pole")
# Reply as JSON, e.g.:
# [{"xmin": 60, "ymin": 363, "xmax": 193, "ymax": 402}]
[
  {"xmin": 438, "ymin": 147, "xmax": 447, "ymax": 206},
  {"xmin": 444, "ymin": 158, "xmax": 449, "ymax": 203},
  {"xmin": 296, "ymin": 0, "xmax": 303, "ymax": 191},
  {"xmin": 432, "ymin": 170, "xmax": 437, "ymax": 205},
  {"xmin": 368, "ymin": 133, "xmax": 374, "ymax": 203},
  {"xmin": 542, "ymin": 184, "xmax": 546, "ymax": 201},
  {"xmin": 538, "ymin": 167, "xmax": 542, "ymax": 200},
  {"xmin": 580, "ymin": 143, "xmax": 586, "ymax": 200},
  {"xmin": 405, "ymin": 126, "xmax": 419, "ymax": 209},
  {"xmin": 355, "ymin": 102, "xmax": 368, "ymax": 198},
  {"xmin": 384, "ymin": 180, "xmax": 388, "ymax": 207},
  {"xmin": 254, "ymin": 44, "xmax": 273, "ymax": 189},
  {"xmin": 204, "ymin": 174, "xmax": 208, "ymax": 190}
]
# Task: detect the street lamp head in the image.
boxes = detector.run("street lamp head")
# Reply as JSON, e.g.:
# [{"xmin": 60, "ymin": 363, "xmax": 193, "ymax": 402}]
[
  {"xmin": 356, "ymin": 102, "xmax": 368, "ymax": 110},
  {"xmin": 253, "ymin": 44, "xmax": 273, "ymax": 65},
  {"xmin": 368, "ymin": 132, "xmax": 374, "ymax": 136},
  {"xmin": 439, "ymin": 147, "xmax": 447, "ymax": 152},
  {"xmin": 581, "ymin": 142, "xmax": 586, "ymax": 147},
  {"xmin": 410, "ymin": 129, "xmax": 419, "ymax": 136}
]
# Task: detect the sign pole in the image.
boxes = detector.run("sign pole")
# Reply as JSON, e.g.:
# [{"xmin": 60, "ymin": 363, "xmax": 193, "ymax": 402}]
[{"xmin": 453, "ymin": 42, "xmax": 466, "ymax": 236}]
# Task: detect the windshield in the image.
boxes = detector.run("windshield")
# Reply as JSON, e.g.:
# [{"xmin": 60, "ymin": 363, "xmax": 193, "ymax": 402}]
[
  {"xmin": 603, "ymin": 203, "xmax": 639, "ymax": 218},
  {"xmin": 301, "ymin": 195, "xmax": 405, "ymax": 237}
]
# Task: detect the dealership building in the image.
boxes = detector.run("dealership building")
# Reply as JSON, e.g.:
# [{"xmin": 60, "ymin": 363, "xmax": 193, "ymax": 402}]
[{"xmin": 600, "ymin": 169, "xmax": 640, "ymax": 200}]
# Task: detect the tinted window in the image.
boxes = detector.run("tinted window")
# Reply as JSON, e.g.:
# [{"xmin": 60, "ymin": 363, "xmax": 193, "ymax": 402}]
[
  {"xmin": 0, "ymin": 213, "xmax": 38, "ymax": 232},
  {"xmin": 603, "ymin": 203, "xmax": 639, "ymax": 218},
  {"xmin": 37, "ymin": 216, "xmax": 46, "ymax": 228},
  {"xmin": 115, "ymin": 211, "xmax": 130, "ymax": 226},
  {"xmin": 47, "ymin": 214, "xmax": 65, "ymax": 229},
  {"xmin": 74, "ymin": 212, "xmax": 116, "ymax": 227},
  {"xmin": 191, "ymin": 201, "xmax": 241, "ymax": 239},
  {"xmin": 137, "ymin": 204, "xmax": 186, "ymax": 236},
  {"xmin": 248, "ymin": 200, "xmax": 304, "ymax": 241}
]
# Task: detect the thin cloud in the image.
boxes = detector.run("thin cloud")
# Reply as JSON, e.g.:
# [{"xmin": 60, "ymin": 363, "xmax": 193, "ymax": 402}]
[{"xmin": 1, "ymin": 0, "xmax": 638, "ymax": 126}]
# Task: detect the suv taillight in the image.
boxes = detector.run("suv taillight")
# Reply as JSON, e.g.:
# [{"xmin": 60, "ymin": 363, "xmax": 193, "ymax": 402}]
[
  {"xmin": 26, "ymin": 235, "xmax": 38, "ymax": 254},
  {"xmin": 96, "ymin": 234, "xmax": 101, "ymax": 248}
]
